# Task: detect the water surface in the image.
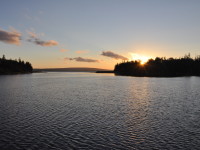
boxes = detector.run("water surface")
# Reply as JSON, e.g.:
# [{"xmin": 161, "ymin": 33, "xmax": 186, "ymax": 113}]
[{"xmin": 0, "ymin": 72, "xmax": 200, "ymax": 149}]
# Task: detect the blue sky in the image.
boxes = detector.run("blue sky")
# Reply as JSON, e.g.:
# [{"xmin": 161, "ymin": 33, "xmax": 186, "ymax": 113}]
[{"xmin": 1, "ymin": 0, "xmax": 200, "ymax": 69}]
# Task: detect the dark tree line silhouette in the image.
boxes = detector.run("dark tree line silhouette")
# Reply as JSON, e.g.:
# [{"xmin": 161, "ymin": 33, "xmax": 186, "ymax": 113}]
[
  {"xmin": 0, "ymin": 55, "xmax": 33, "ymax": 74},
  {"xmin": 114, "ymin": 54, "xmax": 200, "ymax": 77}
]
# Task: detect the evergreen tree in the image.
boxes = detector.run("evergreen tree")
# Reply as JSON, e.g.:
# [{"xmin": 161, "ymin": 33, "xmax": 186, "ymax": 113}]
[
  {"xmin": 0, "ymin": 55, "xmax": 33, "ymax": 74},
  {"xmin": 114, "ymin": 54, "xmax": 200, "ymax": 77}
]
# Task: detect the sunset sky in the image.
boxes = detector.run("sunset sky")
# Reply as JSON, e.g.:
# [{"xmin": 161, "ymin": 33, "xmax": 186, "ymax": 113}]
[{"xmin": 1, "ymin": 0, "xmax": 200, "ymax": 69}]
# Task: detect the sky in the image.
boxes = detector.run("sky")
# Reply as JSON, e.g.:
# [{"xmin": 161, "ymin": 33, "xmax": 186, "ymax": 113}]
[{"xmin": 1, "ymin": 0, "xmax": 200, "ymax": 69}]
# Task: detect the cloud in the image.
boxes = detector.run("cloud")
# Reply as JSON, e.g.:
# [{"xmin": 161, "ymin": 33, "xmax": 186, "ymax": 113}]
[
  {"xmin": 75, "ymin": 50, "xmax": 89, "ymax": 54},
  {"xmin": 33, "ymin": 39, "xmax": 58, "ymax": 46},
  {"xmin": 60, "ymin": 49, "xmax": 69, "ymax": 52},
  {"xmin": 27, "ymin": 30, "xmax": 45, "ymax": 38},
  {"xmin": 27, "ymin": 31, "xmax": 37, "ymax": 38},
  {"xmin": 27, "ymin": 31, "xmax": 58, "ymax": 46},
  {"xmin": 101, "ymin": 51, "xmax": 128, "ymax": 60},
  {"xmin": 65, "ymin": 57, "xmax": 99, "ymax": 63},
  {"xmin": 0, "ymin": 28, "xmax": 21, "ymax": 45}
]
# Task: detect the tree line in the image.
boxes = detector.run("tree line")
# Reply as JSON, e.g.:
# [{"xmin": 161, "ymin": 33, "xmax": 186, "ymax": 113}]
[
  {"xmin": 0, "ymin": 55, "xmax": 33, "ymax": 74},
  {"xmin": 114, "ymin": 54, "xmax": 200, "ymax": 77}
]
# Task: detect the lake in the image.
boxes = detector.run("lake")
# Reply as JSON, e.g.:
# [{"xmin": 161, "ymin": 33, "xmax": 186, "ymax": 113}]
[{"xmin": 0, "ymin": 72, "xmax": 200, "ymax": 150}]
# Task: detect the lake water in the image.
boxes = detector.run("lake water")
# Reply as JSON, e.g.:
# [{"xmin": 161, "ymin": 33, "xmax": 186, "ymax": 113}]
[{"xmin": 0, "ymin": 72, "xmax": 200, "ymax": 150}]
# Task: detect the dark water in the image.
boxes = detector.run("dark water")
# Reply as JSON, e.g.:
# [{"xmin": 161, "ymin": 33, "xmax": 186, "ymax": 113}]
[{"xmin": 0, "ymin": 72, "xmax": 200, "ymax": 150}]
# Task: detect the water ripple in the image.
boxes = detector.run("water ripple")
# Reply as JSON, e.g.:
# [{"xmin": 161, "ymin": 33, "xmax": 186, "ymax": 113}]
[{"xmin": 0, "ymin": 73, "xmax": 200, "ymax": 149}]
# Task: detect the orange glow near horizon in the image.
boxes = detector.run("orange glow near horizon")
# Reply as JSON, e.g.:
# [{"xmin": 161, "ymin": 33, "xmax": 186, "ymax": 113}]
[{"xmin": 130, "ymin": 53, "xmax": 150, "ymax": 65}]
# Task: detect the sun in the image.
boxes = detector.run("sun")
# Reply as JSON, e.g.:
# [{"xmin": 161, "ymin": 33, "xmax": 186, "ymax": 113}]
[{"xmin": 130, "ymin": 53, "xmax": 150, "ymax": 65}]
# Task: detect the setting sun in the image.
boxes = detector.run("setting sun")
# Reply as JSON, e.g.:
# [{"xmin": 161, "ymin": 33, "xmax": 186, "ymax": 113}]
[{"xmin": 130, "ymin": 53, "xmax": 150, "ymax": 65}]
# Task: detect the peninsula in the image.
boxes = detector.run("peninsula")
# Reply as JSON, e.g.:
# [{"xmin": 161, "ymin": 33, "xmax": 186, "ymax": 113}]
[
  {"xmin": 0, "ymin": 55, "xmax": 33, "ymax": 75},
  {"xmin": 114, "ymin": 54, "xmax": 200, "ymax": 77}
]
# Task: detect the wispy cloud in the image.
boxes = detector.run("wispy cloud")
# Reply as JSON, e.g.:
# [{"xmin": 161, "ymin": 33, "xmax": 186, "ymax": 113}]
[
  {"xmin": 24, "ymin": 13, "xmax": 40, "ymax": 22},
  {"xmin": 65, "ymin": 57, "xmax": 99, "ymax": 63},
  {"xmin": 27, "ymin": 31, "xmax": 37, "ymax": 38},
  {"xmin": 33, "ymin": 39, "xmax": 58, "ymax": 46},
  {"xmin": 27, "ymin": 31, "xmax": 45, "ymax": 38},
  {"xmin": 75, "ymin": 50, "xmax": 89, "ymax": 54},
  {"xmin": 27, "ymin": 31, "xmax": 58, "ymax": 47},
  {"xmin": 60, "ymin": 49, "xmax": 69, "ymax": 52},
  {"xmin": 101, "ymin": 51, "xmax": 128, "ymax": 60},
  {"xmin": 0, "ymin": 28, "xmax": 21, "ymax": 45}
]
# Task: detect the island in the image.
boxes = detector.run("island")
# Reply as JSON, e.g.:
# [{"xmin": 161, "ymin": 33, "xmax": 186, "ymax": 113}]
[
  {"xmin": 114, "ymin": 54, "xmax": 200, "ymax": 77},
  {"xmin": 0, "ymin": 55, "xmax": 33, "ymax": 75}
]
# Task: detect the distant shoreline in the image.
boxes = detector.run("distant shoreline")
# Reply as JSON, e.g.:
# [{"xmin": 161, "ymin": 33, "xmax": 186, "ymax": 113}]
[
  {"xmin": 34, "ymin": 67, "xmax": 112, "ymax": 73},
  {"xmin": 96, "ymin": 71, "xmax": 114, "ymax": 73}
]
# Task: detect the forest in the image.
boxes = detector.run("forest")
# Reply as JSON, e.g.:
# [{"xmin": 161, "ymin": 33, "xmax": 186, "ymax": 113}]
[
  {"xmin": 114, "ymin": 54, "xmax": 200, "ymax": 77},
  {"xmin": 0, "ymin": 55, "xmax": 33, "ymax": 75}
]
